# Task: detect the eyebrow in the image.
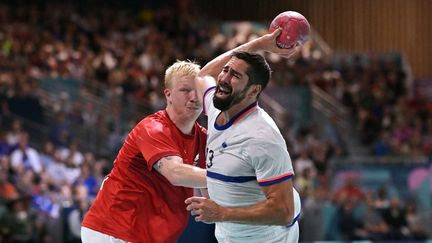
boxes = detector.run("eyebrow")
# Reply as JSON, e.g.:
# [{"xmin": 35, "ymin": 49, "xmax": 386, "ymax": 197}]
[
  {"xmin": 179, "ymin": 84, "xmax": 192, "ymax": 89},
  {"xmin": 224, "ymin": 65, "xmax": 243, "ymax": 78}
]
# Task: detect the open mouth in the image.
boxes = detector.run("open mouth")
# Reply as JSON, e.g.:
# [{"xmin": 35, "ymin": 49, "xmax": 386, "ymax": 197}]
[{"xmin": 216, "ymin": 85, "xmax": 231, "ymax": 99}]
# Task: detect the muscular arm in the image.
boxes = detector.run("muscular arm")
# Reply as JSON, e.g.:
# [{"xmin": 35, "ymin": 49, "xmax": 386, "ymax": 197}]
[
  {"xmin": 221, "ymin": 179, "xmax": 294, "ymax": 225},
  {"xmin": 195, "ymin": 38, "xmax": 260, "ymax": 99},
  {"xmin": 153, "ymin": 156, "xmax": 207, "ymax": 188},
  {"xmin": 186, "ymin": 179, "xmax": 295, "ymax": 225},
  {"xmin": 196, "ymin": 28, "xmax": 300, "ymax": 98}
]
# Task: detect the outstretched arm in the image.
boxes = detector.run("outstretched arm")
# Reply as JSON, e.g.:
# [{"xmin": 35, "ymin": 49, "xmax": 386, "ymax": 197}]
[{"xmin": 196, "ymin": 28, "xmax": 300, "ymax": 98}]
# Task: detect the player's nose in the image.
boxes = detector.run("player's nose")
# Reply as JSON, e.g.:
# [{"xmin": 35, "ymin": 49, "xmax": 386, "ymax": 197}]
[
  {"xmin": 219, "ymin": 72, "xmax": 233, "ymax": 84},
  {"xmin": 189, "ymin": 89, "xmax": 198, "ymax": 102}
]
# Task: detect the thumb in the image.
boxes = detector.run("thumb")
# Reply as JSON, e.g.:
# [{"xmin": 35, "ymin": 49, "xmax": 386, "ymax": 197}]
[
  {"xmin": 270, "ymin": 27, "xmax": 282, "ymax": 37},
  {"xmin": 272, "ymin": 26, "xmax": 282, "ymax": 38}
]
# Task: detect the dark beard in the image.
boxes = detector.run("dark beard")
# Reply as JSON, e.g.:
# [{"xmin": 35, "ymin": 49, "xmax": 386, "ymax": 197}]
[{"xmin": 213, "ymin": 88, "xmax": 248, "ymax": 111}]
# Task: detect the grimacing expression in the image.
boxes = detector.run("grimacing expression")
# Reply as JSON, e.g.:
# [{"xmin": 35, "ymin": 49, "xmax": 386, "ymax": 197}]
[{"xmin": 213, "ymin": 57, "xmax": 251, "ymax": 111}]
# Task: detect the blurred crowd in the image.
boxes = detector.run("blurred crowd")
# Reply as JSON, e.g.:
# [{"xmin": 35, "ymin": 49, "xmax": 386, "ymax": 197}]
[
  {"xmin": 286, "ymin": 51, "xmax": 432, "ymax": 157},
  {"xmin": 0, "ymin": 1, "xmax": 430, "ymax": 242},
  {"xmin": 0, "ymin": 119, "xmax": 109, "ymax": 242},
  {"xmin": 297, "ymin": 174, "xmax": 430, "ymax": 241}
]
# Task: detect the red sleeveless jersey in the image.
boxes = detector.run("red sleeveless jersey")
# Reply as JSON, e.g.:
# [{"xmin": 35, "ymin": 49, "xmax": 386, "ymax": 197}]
[{"xmin": 82, "ymin": 110, "xmax": 207, "ymax": 243}]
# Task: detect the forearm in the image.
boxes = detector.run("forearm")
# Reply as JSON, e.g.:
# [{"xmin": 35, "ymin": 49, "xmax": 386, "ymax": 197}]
[
  {"xmin": 170, "ymin": 163, "xmax": 207, "ymax": 188},
  {"xmin": 186, "ymin": 181, "xmax": 295, "ymax": 225},
  {"xmin": 196, "ymin": 29, "xmax": 298, "ymax": 97},
  {"xmin": 218, "ymin": 198, "xmax": 294, "ymax": 225},
  {"xmin": 195, "ymin": 37, "xmax": 263, "ymax": 97},
  {"xmin": 199, "ymin": 28, "xmax": 298, "ymax": 79},
  {"xmin": 154, "ymin": 156, "xmax": 207, "ymax": 188},
  {"xmin": 199, "ymin": 37, "xmax": 262, "ymax": 78}
]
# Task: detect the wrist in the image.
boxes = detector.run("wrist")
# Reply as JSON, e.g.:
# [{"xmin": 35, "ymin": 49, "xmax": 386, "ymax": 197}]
[
  {"xmin": 248, "ymin": 38, "xmax": 262, "ymax": 53},
  {"xmin": 239, "ymin": 38, "xmax": 261, "ymax": 53},
  {"xmin": 217, "ymin": 206, "xmax": 229, "ymax": 222}
]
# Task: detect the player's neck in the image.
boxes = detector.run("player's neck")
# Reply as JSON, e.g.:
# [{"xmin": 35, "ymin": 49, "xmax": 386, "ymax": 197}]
[
  {"xmin": 166, "ymin": 107, "xmax": 196, "ymax": 135},
  {"xmin": 221, "ymin": 99, "xmax": 256, "ymax": 122}
]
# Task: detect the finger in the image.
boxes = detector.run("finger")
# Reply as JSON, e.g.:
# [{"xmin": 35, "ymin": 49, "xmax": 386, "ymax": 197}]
[
  {"xmin": 185, "ymin": 197, "xmax": 205, "ymax": 204},
  {"xmin": 268, "ymin": 28, "xmax": 282, "ymax": 40},
  {"xmin": 186, "ymin": 202, "xmax": 201, "ymax": 211},
  {"xmin": 270, "ymin": 27, "xmax": 282, "ymax": 36},
  {"xmin": 280, "ymin": 45, "xmax": 301, "ymax": 57},
  {"xmin": 191, "ymin": 209, "xmax": 202, "ymax": 216},
  {"xmin": 194, "ymin": 215, "xmax": 203, "ymax": 222},
  {"xmin": 280, "ymin": 53, "xmax": 295, "ymax": 59},
  {"xmin": 185, "ymin": 197, "xmax": 196, "ymax": 204},
  {"xmin": 292, "ymin": 44, "xmax": 302, "ymax": 52}
]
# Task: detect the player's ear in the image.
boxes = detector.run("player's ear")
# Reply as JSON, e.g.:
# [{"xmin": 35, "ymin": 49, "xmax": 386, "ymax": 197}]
[
  {"xmin": 164, "ymin": 89, "xmax": 172, "ymax": 104},
  {"xmin": 248, "ymin": 84, "xmax": 262, "ymax": 98}
]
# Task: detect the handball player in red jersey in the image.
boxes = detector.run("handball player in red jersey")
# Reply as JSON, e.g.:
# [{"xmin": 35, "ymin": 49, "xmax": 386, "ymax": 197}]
[{"xmin": 81, "ymin": 61, "xmax": 208, "ymax": 243}]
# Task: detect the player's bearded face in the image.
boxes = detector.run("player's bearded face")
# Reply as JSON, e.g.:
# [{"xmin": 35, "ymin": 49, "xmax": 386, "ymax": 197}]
[{"xmin": 213, "ymin": 82, "xmax": 249, "ymax": 111}]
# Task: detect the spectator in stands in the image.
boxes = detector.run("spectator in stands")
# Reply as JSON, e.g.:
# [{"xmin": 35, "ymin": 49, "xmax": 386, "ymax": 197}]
[
  {"xmin": 75, "ymin": 163, "xmax": 100, "ymax": 199},
  {"xmin": 0, "ymin": 196, "xmax": 37, "ymax": 242},
  {"xmin": 294, "ymin": 149, "xmax": 317, "ymax": 179},
  {"xmin": 361, "ymin": 196, "xmax": 390, "ymax": 240},
  {"xmin": 338, "ymin": 199, "xmax": 364, "ymax": 240},
  {"xmin": 5, "ymin": 119, "xmax": 23, "ymax": 148},
  {"xmin": 0, "ymin": 169, "xmax": 19, "ymax": 201},
  {"xmin": 10, "ymin": 132, "xmax": 42, "ymax": 174},
  {"xmin": 334, "ymin": 176, "xmax": 366, "ymax": 206},
  {"xmin": 58, "ymin": 141, "xmax": 84, "ymax": 167},
  {"xmin": 374, "ymin": 187, "xmax": 390, "ymax": 213},
  {"xmin": 0, "ymin": 130, "xmax": 10, "ymax": 157},
  {"xmin": 405, "ymin": 201, "xmax": 428, "ymax": 240},
  {"xmin": 39, "ymin": 141, "xmax": 56, "ymax": 168},
  {"xmin": 50, "ymin": 113, "xmax": 72, "ymax": 148},
  {"xmin": 382, "ymin": 197, "xmax": 409, "ymax": 240},
  {"xmin": 45, "ymin": 149, "xmax": 68, "ymax": 187}
]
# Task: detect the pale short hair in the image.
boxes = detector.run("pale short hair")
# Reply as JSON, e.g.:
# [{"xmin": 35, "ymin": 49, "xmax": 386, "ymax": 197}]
[{"xmin": 164, "ymin": 60, "xmax": 201, "ymax": 88}]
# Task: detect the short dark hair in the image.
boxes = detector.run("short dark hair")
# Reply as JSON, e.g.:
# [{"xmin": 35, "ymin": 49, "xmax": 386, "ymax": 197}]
[{"xmin": 232, "ymin": 51, "xmax": 271, "ymax": 95}]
